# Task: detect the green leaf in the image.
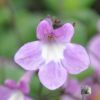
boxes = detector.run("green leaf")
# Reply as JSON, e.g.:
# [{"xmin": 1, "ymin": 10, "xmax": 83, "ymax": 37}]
[
  {"xmin": 16, "ymin": 11, "xmax": 44, "ymax": 42},
  {"xmin": 0, "ymin": 31, "xmax": 20, "ymax": 57},
  {"xmin": 0, "ymin": 7, "xmax": 11, "ymax": 25}
]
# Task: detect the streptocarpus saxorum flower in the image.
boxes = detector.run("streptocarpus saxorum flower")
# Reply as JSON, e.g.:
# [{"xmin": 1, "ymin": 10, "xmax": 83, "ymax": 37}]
[
  {"xmin": 61, "ymin": 79, "xmax": 81, "ymax": 100},
  {"xmin": 88, "ymin": 34, "xmax": 100, "ymax": 75},
  {"xmin": 14, "ymin": 17, "xmax": 90, "ymax": 90},
  {"xmin": 0, "ymin": 71, "xmax": 33, "ymax": 100}
]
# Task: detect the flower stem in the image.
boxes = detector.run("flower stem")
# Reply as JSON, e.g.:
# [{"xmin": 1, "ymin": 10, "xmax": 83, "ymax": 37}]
[{"xmin": 19, "ymin": 71, "xmax": 34, "ymax": 84}]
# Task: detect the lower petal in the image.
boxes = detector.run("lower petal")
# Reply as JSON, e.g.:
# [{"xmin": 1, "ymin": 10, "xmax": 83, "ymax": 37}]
[
  {"xmin": 14, "ymin": 41, "xmax": 45, "ymax": 70},
  {"xmin": 0, "ymin": 86, "xmax": 13, "ymax": 100},
  {"xmin": 38, "ymin": 61, "xmax": 67, "ymax": 90},
  {"xmin": 62, "ymin": 43, "xmax": 90, "ymax": 74}
]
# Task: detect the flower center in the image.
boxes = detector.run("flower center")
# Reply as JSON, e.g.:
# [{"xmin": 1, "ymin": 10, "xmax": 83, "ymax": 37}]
[
  {"xmin": 48, "ymin": 35, "xmax": 54, "ymax": 41},
  {"xmin": 8, "ymin": 90, "xmax": 24, "ymax": 100},
  {"xmin": 42, "ymin": 42, "xmax": 66, "ymax": 63}
]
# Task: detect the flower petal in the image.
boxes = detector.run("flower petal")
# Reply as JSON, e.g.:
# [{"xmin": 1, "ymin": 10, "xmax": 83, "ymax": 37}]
[
  {"xmin": 14, "ymin": 41, "xmax": 45, "ymax": 70},
  {"xmin": 88, "ymin": 35, "xmax": 100, "ymax": 70},
  {"xmin": 4, "ymin": 79, "xmax": 17, "ymax": 89},
  {"xmin": 25, "ymin": 97, "xmax": 33, "ymax": 100},
  {"xmin": 53, "ymin": 23, "xmax": 74, "ymax": 43},
  {"xmin": 36, "ymin": 19, "xmax": 53, "ymax": 40},
  {"xmin": 62, "ymin": 43, "xmax": 90, "ymax": 74},
  {"xmin": 60, "ymin": 95, "xmax": 74, "ymax": 100},
  {"xmin": 0, "ymin": 86, "xmax": 13, "ymax": 100},
  {"xmin": 38, "ymin": 61, "xmax": 67, "ymax": 90}
]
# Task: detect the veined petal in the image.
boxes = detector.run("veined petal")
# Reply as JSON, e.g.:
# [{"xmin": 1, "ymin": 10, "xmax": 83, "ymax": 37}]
[
  {"xmin": 62, "ymin": 43, "xmax": 90, "ymax": 74},
  {"xmin": 36, "ymin": 19, "xmax": 53, "ymax": 40},
  {"xmin": 53, "ymin": 23, "xmax": 74, "ymax": 43},
  {"xmin": 14, "ymin": 41, "xmax": 45, "ymax": 70},
  {"xmin": 38, "ymin": 61, "xmax": 67, "ymax": 90}
]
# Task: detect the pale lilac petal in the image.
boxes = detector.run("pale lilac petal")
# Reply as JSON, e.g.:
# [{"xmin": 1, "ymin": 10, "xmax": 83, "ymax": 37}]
[
  {"xmin": 25, "ymin": 97, "xmax": 33, "ymax": 100},
  {"xmin": 66, "ymin": 80, "xmax": 80, "ymax": 94},
  {"xmin": 36, "ymin": 19, "xmax": 53, "ymax": 40},
  {"xmin": 38, "ymin": 61, "xmax": 67, "ymax": 90},
  {"xmin": 63, "ymin": 79, "xmax": 81, "ymax": 99},
  {"xmin": 14, "ymin": 41, "xmax": 45, "ymax": 70},
  {"xmin": 62, "ymin": 43, "xmax": 90, "ymax": 74},
  {"xmin": 88, "ymin": 34, "xmax": 100, "ymax": 70},
  {"xmin": 53, "ymin": 23, "xmax": 74, "ymax": 43},
  {"xmin": 0, "ymin": 86, "xmax": 13, "ymax": 100},
  {"xmin": 60, "ymin": 95, "xmax": 74, "ymax": 100},
  {"xmin": 4, "ymin": 79, "xmax": 17, "ymax": 89}
]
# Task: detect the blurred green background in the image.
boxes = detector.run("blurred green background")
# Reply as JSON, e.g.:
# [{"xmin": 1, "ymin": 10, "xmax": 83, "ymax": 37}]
[{"xmin": 0, "ymin": 0, "xmax": 100, "ymax": 100}]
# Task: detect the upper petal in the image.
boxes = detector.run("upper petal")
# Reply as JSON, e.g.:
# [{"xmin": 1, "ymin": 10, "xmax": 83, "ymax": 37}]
[
  {"xmin": 62, "ymin": 43, "xmax": 90, "ymax": 74},
  {"xmin": 36, "ymin": 19, "xmax": 53, "ymax": 40},
  {"xmin": 53, "ymin": 23, "xmax": 74, "ymax": 43},
  {"xmin": 38, "ymin": 61, "xmax": 67, "ymax": 90},
  {"xmin": 14, "ymin": 41, "xmax": 45, "ymax": 70}
]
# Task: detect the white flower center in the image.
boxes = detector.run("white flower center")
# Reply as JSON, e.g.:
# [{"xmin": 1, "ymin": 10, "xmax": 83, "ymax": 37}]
[
  {"xmin": 42, "ymin": 42, "xmax": 66, "ymax": 63},
  {"xmin": 8, "ymin": 90, "xmax": 24, "ymax": 100}
]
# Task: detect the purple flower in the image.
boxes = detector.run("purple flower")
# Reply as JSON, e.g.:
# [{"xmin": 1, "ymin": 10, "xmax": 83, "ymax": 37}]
[
  {"xmin": 0, "ymin": 71, "xmax": 33, "ymax": 100},
  {"xmin": 14, "ymin": 17, "xmax": 90, "ymax": 90},
  {"xmin": 88, "ymin": 34, "xmax": 100, "ymax": 75},
  {"xmin": 63, "ymin": 79, "xmax": 81, "ymax": 97},
  {"xmin": 61, "ymin": 79, "xmax": 81, "ymax": 100}
]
